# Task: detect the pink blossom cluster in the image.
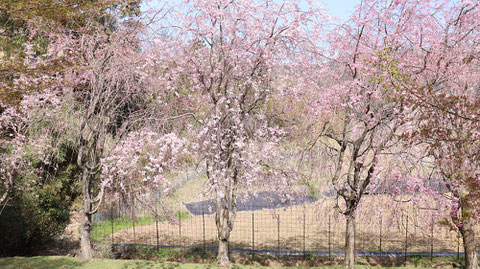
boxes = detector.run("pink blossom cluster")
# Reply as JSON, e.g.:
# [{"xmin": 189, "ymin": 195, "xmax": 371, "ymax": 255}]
[{"xmin": 101, "ymin": 131, "xmax": 188, "ymax": 199}]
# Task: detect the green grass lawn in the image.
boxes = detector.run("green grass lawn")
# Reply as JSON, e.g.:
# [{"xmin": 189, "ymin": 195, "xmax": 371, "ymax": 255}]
[
  {"xmin": 91, "ymin": 212, "xmax": 190, "ymax": 242},
  {"xmin": 0, "ymin": 256, "xmax": 434, "ymax": 269}
]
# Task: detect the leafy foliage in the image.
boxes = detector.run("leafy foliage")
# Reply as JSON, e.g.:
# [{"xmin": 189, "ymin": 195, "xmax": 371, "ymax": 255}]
[{"xmin": 0, "ymin": 161, "xmax": 79, "ymax": 255}]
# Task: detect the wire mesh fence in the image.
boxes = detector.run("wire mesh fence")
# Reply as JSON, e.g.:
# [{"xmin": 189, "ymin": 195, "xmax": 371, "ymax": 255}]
[{"xmin": 91, "ymin": 195, "xmax": 472, "ymax": 258}]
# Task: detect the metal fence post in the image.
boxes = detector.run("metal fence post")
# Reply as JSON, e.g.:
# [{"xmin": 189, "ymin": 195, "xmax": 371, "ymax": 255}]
[
  {"xmin": 111, "ymin": 203, "xmax": 114, "ymax": 247},
  {"xmin": 361, "ymin": 221, "xmax": 364, "ymax": 252},
  {"xmin": 303, "ymin": 209, "xmax": 306, "ymax": 257},
  {"xmin": 155, "ymin": 208, "xmax": 159, "ymax": 251},
  {"xmin": 328, "ymin": 215, "xmax": 331, "ymax": 259},
  {"xmin": 360, "ymin": 221, "xmax": 363, "ymax": 252},
  {"xmin": 457, "ymin": 232, "xmax": 460, "ymax": 260},
  {"xmin": 132, "ymin": 218, "xmax": 136, "ymax": 244},
  {"xmin": 414, "ymin": 210, "xmax": 417, "ymax": 246},
  {"xmin": 252, "ymin": 212, "xmax": 255, "ymax": 258},
  {"xmin": 178, "ymin": 210, "xmax": 182, "ymax": 247},
  {"xmin": 430, "ymin": 218, "xmax": 434, "ymax": 261},
  {"xmin": 277, "ymin": 215, "xmax": 280, "ymax": 253},
  {"xmin": 379, "ymin": 218, "xmax": 383, "ymax": 262},
  {"xmin": 405, "ymin": 215, "xmax": 408, "ymax": 263},
  {"xmin": 202, "ymin": 207, "xmax": 206, "ymax": 252},
  {"xmin": 132, "ymin": 202, "xmax": 136, "ymax": 245}
]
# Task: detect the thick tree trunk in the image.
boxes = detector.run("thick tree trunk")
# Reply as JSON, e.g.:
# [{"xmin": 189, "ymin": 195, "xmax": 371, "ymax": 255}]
[
  {"xmin": 345, "ymin": 214, "xmax": 356, "ymax": 269},
  {"xmin": 460, "ymin": 218, "xmax": 478, "ymax": 269},
  {"xmin": 215, "ymin": 196, "xmax": 233, "ymax": 267},
  {"xmin": 79, "ymin": 209, "xmax": 94, "ymax": 259},
  {"xmin": 217, "ymin": 238, "xmax": 230, "ymax": 267},
  {"xmin": 79, "ymin": 172, "xmax": 95, "ymax": 259}
]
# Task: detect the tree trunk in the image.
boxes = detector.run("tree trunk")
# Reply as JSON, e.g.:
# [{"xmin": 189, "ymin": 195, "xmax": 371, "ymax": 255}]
[
  {"xmin": 217, "ymin": 238, "xmax": 230, "ymax": 267},
  {"xmin": 79, "ymin": 209, "xmax": 94, "ymax": 259},
  {"xmin": 460, "ymin": 218, "xmax": 478, "ymax": 269},
  {"xmin": 79, "ymin": 172, "xmax": 95, "ymax": 259},
  {"xmin": 215, "ymin": 197, "xmax": 232, "ymax": 267},
  {"xmin": 345, "ymin": 214, "xmax": 356, "ymax": 269}
]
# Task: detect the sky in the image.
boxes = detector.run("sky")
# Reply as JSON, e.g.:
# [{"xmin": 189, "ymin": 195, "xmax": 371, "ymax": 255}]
[
  {"xmin": 141, "ymin": 0, "xmax": 361, "ymax": 22},
  {"xmin": 322, "ymin": 0, "xmax": 360, "ymax": 21}
]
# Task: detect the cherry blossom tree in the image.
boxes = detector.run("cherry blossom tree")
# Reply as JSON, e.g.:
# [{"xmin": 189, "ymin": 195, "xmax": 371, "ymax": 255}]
[
  {"xmin": 0, "ymin": 0, "xmax": 186, "ymax": 258},
  {"xmin": 69, "ymin": 24, "xmax": 160, "ymax": 258},
  {"xmin": 101, "ymin": 130, "xmax": 189, "ymax": 216},
  {"xmin": 0, "ymin": 0, "xmax": 142, "ymax": 105},
  {"xmin": 157, "ymin": 0, "xmax": 328, "ymax": 265},
  {"xmin": 0, "ymin": 0, "xmax": 208, "ymax": 259},
  {"xmin": 311, "ymin": 2, "xmax": 419, "ymax": 266},
  {"xmin": 16, "ymin": 6, "xmax": 160, "ymax": 257},
  {"xmin": 0, "ymin": 0, "xmax": 143, "ymax": 214},
  {"xmin": 0, "ymin": 103, "xmax": 25, "ymax": 211},
  {"xmin": 331, "ymin": 1, "xmax": 480, "ymax": 267},
  {"xmin": 0, "ymin": 89, "xmax": 84, "ymax": 253},
  {"xmin": 380, "ymin": 1, "xmax": 480, "ymax": 267}
]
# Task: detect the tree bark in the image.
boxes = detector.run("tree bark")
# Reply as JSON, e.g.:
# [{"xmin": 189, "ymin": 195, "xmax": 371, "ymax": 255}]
[
  {"xmin": 215, "ymin": 197, "xmax": 233, "ymax": 267},
  {"xmin": 79, "ymin": 209, "xmax": 94, "ymax": 259},
  {"xmin": 217, "ymin": 238, "xmax": 230, "ymax": 267},
  {"xmin": 345, "ymin": 214, "xmax": 356, "ymax": 269},
  {"xmin": 79, "ymin": 172, "xmax": 95, "ymax": 259},
  {"xmin": 460, "ymin": 217, "xmax": 478, "ymax": 269}
]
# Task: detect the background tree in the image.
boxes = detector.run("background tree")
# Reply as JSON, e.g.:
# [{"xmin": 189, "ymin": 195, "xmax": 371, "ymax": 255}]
[
  {"xmin": 331, "ymin": 1, "xmax": 480, "ymax": 267},
  {"xmin": 67, "ymin": 24, "xmax": 157, "ymax": 259},
  {"xmin": 0, "ymin": 0, "xmax": 142, "ymax": 214},
  {"xmin": 101, "ymin": 130, "xmax": 189, "ymax": 219},
  {"xmin": 381, "ymin": 1, "xmax": 480, "ymax": 268},
  {"xmin": 0, "ymin": 0, "xmax": 191, "ymax": 259},
  {"xmin": 311, "ymin": 0, "xmax": 419, "ymax": 266},
  {"xmin": 0, "ymin": 0, "xmax": 142, "ymax": 105},
  {"xmin": 0, "ymin": 88, "xmax": 80, "ymax": 255},
  {"xmin": 159, "ymin": 0, "xmax": 327, "ymax": 265}
]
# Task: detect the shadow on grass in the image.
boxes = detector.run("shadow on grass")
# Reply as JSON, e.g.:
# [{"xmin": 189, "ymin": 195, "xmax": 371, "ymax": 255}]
[
  {"xmin": 120, "ymin": 260, "xmax": 180, "ymax": 269},
  {"xmin": 0, "ymin": 256, "xmax": 86, "ymax": 269}
]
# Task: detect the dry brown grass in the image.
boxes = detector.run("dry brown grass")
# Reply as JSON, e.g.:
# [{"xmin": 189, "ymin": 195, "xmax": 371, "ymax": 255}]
[{"xmin": 107, "ymin": 195, "xmax": 467, "ymax": 254}]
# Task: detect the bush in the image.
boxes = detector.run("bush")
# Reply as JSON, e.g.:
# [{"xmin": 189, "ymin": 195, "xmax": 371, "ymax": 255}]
[{"xmin": 0, "ymin": 163, "xmax": 80, "ymax": 256}]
